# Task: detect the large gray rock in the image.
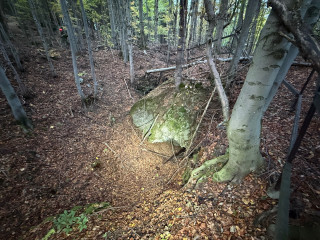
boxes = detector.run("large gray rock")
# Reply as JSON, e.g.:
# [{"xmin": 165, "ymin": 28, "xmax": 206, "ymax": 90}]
[{"xmin": 130, "ymin": 80, "xmax": 209, "ymax": 147}]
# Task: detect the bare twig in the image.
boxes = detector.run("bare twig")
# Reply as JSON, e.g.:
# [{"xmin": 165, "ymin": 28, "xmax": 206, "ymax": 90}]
[
  {"xmin": 123, "ymin": 78, "xmax": 133, "ymax": 100},
  {"xmin": 140, "ymin": 114, "xmax": 159, "ymax": 145},
  {"xmin": 185, "ymin": 87, "xmax": 216, "ymax": 155},
  {"xmin": 103, "ymin": 142, "xmax": 118, "ymax": 156}
]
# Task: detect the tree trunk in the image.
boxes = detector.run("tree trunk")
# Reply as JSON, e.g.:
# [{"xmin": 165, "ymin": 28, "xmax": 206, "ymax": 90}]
[
  {"xmin": 230, "ymin": 0, "xmax": 246, "ymax": 50},
  {"xmin": 174, "ymin": 0, "xmax": 187, "ymax": 89},
  {"xmin": 227, "ymin": 0, "xmax": 259, "ymax": 87},
  {"xmin": 246, "ymin": 0, "xmax": 261, "ymax": 55},
  {"xmin": 60, "ymin": 0, "xmax": 85, "ymax": 102},
  {"xmin": 154, "ymin": 0, "xmax": 159, "ymax": 43},
  {"xmin": 204, "ymin": 0, "xmax": 229, "ymax": 123},
  {"xmin": 197, "ymin": 1, "xmax": 204, "ymax": 45},
  {"xmin": 79, "ymin": 0, "xmax": 98, "ymax": 99},
  {"xmin": 28, "ymin": 0, "xmax": 56, "ymax": 77},
  {"xmin": 187, "ymin": 0, "xmax": 198, "ymax": 49},
  {"xmin": 125, "ymin": 0, "xmax": 135, "ymax": 84},
  {"xmin": 214, "ymin": 2, "xmax": 298, "ymax": 182},
  {"xmin": 145, "ymin": 0, "xmax": 151, "ymax": 41},
  {"xmin": 138, "ymin": 0, "xmax": 146, "ymax": 49},
  {"xmin": 264, "ymin": 0, "xmax": 320, "ymax": 111},
  {"xmin": 269, "ymin": 0, "xmax": 320, "ymax": 73},
  {"xmin": 0, "ymin": 22, "xmax": 23, "ymax": 71},
  {"xmin": 0, "ymin": 39, "xmax": 27, "ymax": 96},
  {"xmin": 214, "ymin": 0, "xmax": 228, "ymax": 54},
  {"xmin": 107, "ymin": 0, "xmax": 118, "ymax": 48},
  {"xmin": 0, "ymin": 66, "xmax": 32, "ymax": 130}
]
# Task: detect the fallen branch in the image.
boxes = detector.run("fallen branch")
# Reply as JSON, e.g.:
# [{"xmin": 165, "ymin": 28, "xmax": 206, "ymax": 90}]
[{"xmin": 146, "ymin": 59, "xmax": 207, "ymax": 74}]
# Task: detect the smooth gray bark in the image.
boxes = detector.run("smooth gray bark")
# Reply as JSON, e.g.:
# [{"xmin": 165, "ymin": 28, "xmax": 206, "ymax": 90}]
[
  {"xmin": 214, "ymin": 0, "xmax": 298, "ymax": 182},
  {"xmin": 79, "ymin": 0, "xmax": 98, "ymax": 98},
  {"xmin": 0, "ymin": 66, "xmax": 32, "ymax": 130},
  {"xmin": 60, "ymin": 0, "xmax": 85, "ymax": 101}
]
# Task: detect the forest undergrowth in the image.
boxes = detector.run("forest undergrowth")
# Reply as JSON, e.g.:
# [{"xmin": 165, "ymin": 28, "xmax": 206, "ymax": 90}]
[{"xmin": 0, "ymin": 36, "xmax": 320, "ymax": 239}]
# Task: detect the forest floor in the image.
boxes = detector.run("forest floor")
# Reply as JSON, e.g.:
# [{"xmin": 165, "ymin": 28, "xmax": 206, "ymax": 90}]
[{"xmin": 1, "ymin": 23, "xmax": 320, "ymax": 240}]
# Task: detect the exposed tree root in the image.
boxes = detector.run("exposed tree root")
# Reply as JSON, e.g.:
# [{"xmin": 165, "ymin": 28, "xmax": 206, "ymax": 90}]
[{"xmin": 186, "ymin": 154, "xmax": 229, "ymax": 189}]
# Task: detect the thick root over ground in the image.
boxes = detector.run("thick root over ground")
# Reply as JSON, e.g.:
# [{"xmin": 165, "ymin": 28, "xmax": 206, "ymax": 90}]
[{"xmin": 186, "ymin": 154, "xmax": 229, "ymax": 189}]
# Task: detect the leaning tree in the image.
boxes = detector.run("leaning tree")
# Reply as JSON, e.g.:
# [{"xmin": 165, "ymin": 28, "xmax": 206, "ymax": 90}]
[{"xmin": 188, "ymin": 0, "xmax": 320, "ymax": 185}]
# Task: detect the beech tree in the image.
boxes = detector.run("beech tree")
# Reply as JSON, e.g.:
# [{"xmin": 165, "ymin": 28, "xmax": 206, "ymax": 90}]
[{"xmin": 188, "ymin": 0, "xmax": 319, "ymax": 185}]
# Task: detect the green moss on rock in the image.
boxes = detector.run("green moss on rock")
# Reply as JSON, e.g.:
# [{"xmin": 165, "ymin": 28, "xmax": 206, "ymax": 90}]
[{"xmin": 130, "ymin": 80, "xmax": 209, "ymax": 147}]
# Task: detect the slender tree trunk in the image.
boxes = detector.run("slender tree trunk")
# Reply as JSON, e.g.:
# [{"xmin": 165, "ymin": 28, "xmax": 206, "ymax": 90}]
[
  {"xmin": 0, "ymin": 23, "xmax": 23, "ymax": 71},
  {"xmin": 215, "ymin": 0, "xmax": 228, "ymax": 54},
  {"xmin": 227, "ymin": 0, "xmax": 259, "ymax": 87},
  {"xmin": 138, "ymin": 0, "xmax": 146, "ymax": 49},
  {"xmin": 107, "ymin": 0, "xmax": 117, "ymax": 48},
  {"xmin": 60, "ymin": 0, "xmax": 85, "ymax": 102},
  {"xmin": 154, "ymin": 0, "xmax": 159, "ymax": 43},
  {"xmin": 79, "ymin": 0, "xmax": 98, "ymax": 99},
  {"xmin": 0, "ymin": 40, "xmax": 27, "ymax": 96},
  {"xmin": 174, "ymin": 0, "xmax": 187, "ymax": 89},
  {"xmin": 28, "ymin": 0, "xmax": 56, "ymax": 77},
  {"xmin": 231, "ymin": 0, "xmax": 246, "ymax": 50},
  {"xmin": 215, "ymin": 2, "xmax": 297, "ymax": 182},
  {"xmin": 145, "ymin": 0, "xmax": 151, "ymax": 41},
  {"xmin": 125, "ymin": 0, "xmax": 135, "ymax": 84},
  {"xmin": 204, "ymin": 0, "xmax": 229, "ymax": 123},
  {"xmin": 246, "ymin": 0, "xmax": 261, "ymax": 55},
  {"xmin": 187, "ymin": 0, "xmax": 198, "ymax": 48},
  {"xmin": 197, "ymin": 1, "xmax": 204, "ymax": 45},
  {"xmin": 0, "ymin": 66, "xmax": 32, "ymax": 130},
  {"xmin": 172, "ymin": 3, "xmax": 178, "ymax": 47}
]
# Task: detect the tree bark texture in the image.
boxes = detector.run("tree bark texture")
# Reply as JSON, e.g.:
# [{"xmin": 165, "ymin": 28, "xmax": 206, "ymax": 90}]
[
  {"xmin": 138, "ymin": 0, "xmax": 146, "ymax": 49},
  {"xmin": 0, "ymin": 66, "xmax": 32, "ymax": 130},
  {"xmin": 60, "ymin": 0, "xmax": 85, "ymax": 101},
  {"xmin": 214, "ymin": 0, "xmax": 300, "ymax": 182},
  {"xmin": 215, "ymin": 0, "xmax": 228, "ymax": 54},
  {"xmin": 0, "ymin": 22, "xmax": 23, "ymax": 71},
  {"xmin": 204, "ymin": 0, "xmax": 229, "ymax": 123},
  {"xmin": 154, "ymin": 0, "xmax": 159, "ymax": 43},
  {"xmin": 174, "ymin": 0, "xmax": 187, "ymax": 89},
  {"xmin": 0, "ymin": 39, "xmax": 27, "ymax": 96},
  {"xmin": 269, "ymin": 0, "xmax": 320, "ymax": 73},
  {"xmin": 79, "ymin": 0, "xmax": 98, "ymax": 98}
]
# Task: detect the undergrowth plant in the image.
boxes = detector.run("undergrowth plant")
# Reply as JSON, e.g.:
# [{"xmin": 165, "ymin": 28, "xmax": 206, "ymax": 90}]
[{"xmin": 41, "ymin": 202, "xmax": 110, "ymax": 239}]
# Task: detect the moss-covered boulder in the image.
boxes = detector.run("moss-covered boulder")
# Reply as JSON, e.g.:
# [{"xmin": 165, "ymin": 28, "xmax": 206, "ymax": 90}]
[{"xmin": 130, "ymin": 79, "xmax": 209, "ymax": 147}]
